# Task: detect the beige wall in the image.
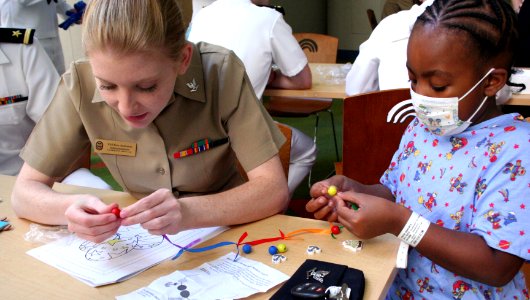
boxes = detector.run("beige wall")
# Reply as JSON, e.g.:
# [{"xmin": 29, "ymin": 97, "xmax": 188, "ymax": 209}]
[
  {"xmin": 272, "ymin": 0, "xmax": 327, "ymax": 34},
  {"xmin": 328, "ymin": 0, "xmax": 386, "ymax": 51}
]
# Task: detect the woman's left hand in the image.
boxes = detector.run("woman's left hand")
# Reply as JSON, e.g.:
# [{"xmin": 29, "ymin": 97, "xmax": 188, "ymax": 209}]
[
  {"xmin": 120, "ymin": 189, "xmax": 183, "ymax": 235},
  {"xmin": 335, "ymin": 191, "xmax": 410, "ymax": 239}
]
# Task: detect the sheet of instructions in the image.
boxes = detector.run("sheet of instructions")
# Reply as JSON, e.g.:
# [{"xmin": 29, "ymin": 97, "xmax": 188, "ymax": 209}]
[{"xmin": 117, "ymin": 252, "xmax": 289, "ymax": 300}]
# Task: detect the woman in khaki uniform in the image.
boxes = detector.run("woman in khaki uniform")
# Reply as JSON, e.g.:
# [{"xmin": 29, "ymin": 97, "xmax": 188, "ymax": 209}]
[{"xmin": 11, "ymin": 0, "xmax": 289, "ymax": 243}]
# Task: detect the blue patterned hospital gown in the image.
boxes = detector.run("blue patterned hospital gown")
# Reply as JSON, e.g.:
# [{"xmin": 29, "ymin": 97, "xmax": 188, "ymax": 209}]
[{"xmin": 381, "ymin": 114, "xmax": 530, "ymax": 300}]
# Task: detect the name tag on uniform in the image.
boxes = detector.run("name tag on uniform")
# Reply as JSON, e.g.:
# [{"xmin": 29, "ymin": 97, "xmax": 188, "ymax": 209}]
[{"xmin": 94, "ymin": 139, "xmax": 137, "ymax": 157}]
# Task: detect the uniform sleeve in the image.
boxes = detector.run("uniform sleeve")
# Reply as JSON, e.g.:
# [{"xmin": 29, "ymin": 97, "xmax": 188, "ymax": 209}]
[
  {"xmin": 218, "ymin": 52, "xmax": 285, "ymax": 172},
  {"xmin": 14, "ymin": 0, "xmax": 46, "ymax": 6},
  {"xmin": 22, "ymin": 38, "xmax": 60, "ymax": 123},
  {"xmin": 469, "ymin": 124, "xmax": 530, "ymax": 260},
  {"xmin": 55, "ymin": 0, "xmax": 73, "ymax": 18},
  {"xmin": 344, "ymin": 24, "xmax": 386, "ymax": 96},
  {"xmin": 20, "ymin": 63, "xmax": 91, "ymax": 178},
  {"xmin": 270, "ymin": 15, "xmax": 308, "ymax": 77}
]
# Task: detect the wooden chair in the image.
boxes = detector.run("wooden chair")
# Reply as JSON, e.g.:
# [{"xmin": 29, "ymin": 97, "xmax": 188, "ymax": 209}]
[
  {"xmin": 366, "ymin": 9, "xmax": 378, "ymax": 30},
  {"xmin": 263, "ymin": 33, "xmax": 340, "ymax": 186},
  {"xmin": 338, "ymin": 88, "xmax": 411, "ymax": 184},
  {"xmin": 294, "ymin": 33, "xmax": 339, "ymax": 64}
]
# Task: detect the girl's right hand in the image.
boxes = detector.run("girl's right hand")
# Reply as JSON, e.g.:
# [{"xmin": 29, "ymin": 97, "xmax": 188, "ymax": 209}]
[
  {"xmin": 335, "ymin": 191, "xmax": 410, "ymax": 239},
  {"xmin": 64, "ymin": 195, "xmax": 121, "ymax": 243}
]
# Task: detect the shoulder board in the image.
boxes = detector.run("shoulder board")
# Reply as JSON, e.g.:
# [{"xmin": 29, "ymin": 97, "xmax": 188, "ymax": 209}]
[
  {"xmin": 257, "ymin": 5, "xmax": 285, "ymax": 15},
  {"xmin": 0, "ymin": 28, "xmax": 35, "ymax": 45}
]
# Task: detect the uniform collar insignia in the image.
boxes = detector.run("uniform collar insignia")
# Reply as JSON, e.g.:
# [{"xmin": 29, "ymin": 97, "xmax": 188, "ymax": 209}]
[
  {"xmin": 173, "ymin": 44, "xmax": 205, "ymax": 103},
  {"xmin": 186, "ymin": 78, "xmax": 199, "ymax": 92},
  {"xmin": 12, "ymin": 30, "xmax": 21, "ymax": 38}
]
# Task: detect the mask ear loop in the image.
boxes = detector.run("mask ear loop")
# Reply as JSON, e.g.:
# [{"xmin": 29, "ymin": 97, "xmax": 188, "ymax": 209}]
[
  {"xmin": 458, "ymin": 68, "xmax": 495, "ymax": 101},
  {"xmin": 464, "ymin": 96, "xmax": 489, "ymax": 123}
]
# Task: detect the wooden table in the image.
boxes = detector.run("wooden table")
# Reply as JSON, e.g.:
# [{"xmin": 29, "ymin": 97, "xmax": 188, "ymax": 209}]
[
  {"xmin": 264, "ymin": 64, "xmax": 530, "ymax": 106},
  {"xmin": 504, "ymin": 93, "xmax": 530, "ymax": 106},
  {"xmin": 263, "ymin": 63, "xmax": 348, "ymax": 99},
  {"xmin": 0, "ymin": 174, "xmax": 400, "ymax": 300},
  {"xmin": 504, "ymin": 68, "xmax": 530, "ymax": 106}
]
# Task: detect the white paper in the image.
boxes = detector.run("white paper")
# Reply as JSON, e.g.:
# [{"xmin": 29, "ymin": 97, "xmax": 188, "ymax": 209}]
[
  {"xmin": 26, "ymin": 225, "xmax": 228, "ymax": 287},
  {"xmin": 117, "ymin": 252, "xmax": 289, "ymax": 300},
  {"xmin": 511, "ymin": 68, "xmax": 530, "ymax": 94}
]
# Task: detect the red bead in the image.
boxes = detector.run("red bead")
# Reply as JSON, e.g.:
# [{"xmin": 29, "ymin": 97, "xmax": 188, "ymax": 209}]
[
  {"xmin": 331, "ymin": 225, "xmax": 340, "ymax": 235},
  {"xmin": 111, "ymin": 207, "xmax": 121, "ymax": 218}
]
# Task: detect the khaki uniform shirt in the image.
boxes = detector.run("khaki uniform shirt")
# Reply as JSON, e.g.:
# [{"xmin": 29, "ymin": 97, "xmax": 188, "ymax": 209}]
[{"xmin": 21, "ymin": 42, "xmax": 285, "ymax": 199}]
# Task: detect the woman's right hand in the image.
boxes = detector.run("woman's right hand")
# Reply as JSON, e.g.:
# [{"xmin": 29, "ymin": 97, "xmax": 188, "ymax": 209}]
[
  {"xmin": 305, "ymin": 175, "xmax": 357, "ymax": 221},
  {"xmin": 64, "ymin": 195, "xmax": 121, "ymax": 243}
]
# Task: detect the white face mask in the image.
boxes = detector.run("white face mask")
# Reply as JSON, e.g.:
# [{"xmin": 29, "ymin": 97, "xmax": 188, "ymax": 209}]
[{"xmin": 387, "ymin": 68, "xmax": 495, "ymax": 136}]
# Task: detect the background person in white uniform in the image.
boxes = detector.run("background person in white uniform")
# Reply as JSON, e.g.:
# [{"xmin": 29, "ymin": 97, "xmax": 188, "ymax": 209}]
[
  {"xmin": 345, "ymin": 0, "xmax": 432, "ymax": 96},
  {"xmin": 0, "ymin": 27, "xmax": 110, "ymax": 189},
  {"xmin": 188, "ymin": 0, "xmax": 316, "ymax": 198},
  {"xmin": 0, "ymin": 28, "xmax": 57, "ymax": 176},
  {"xmin": 0, "ymin": 0, "xmax": 77, "ymax": 75}
]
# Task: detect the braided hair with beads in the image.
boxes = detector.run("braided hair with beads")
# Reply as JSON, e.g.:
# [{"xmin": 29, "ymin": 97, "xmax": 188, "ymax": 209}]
[{"xmin": 415, "ymin": 0, "xmax": 519, "ymax": 68}]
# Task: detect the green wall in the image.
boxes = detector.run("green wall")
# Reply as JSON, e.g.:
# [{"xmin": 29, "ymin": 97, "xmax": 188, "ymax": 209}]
[{"xmin": 271, "ymin": 0, "xmax": 327, "ymax": 34}]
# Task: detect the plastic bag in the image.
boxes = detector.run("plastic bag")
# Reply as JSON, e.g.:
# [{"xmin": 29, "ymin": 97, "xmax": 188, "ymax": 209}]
[
  {"xmin": 24, "ymin": 223, "xmax": 72, "ymax": 244},
  {"xmin": 313, "ymin": 63, "xmax": 352, "ymax": 85}
]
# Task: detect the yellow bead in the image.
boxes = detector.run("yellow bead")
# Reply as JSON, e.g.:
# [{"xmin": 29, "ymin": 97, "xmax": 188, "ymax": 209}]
[
  {"xmin": 277, "ymin": 243, "xmax": 287, "ymax": 253},
  {"xmin": 327, "ymin": 185, "xmax": 337, "ymax": 196}
]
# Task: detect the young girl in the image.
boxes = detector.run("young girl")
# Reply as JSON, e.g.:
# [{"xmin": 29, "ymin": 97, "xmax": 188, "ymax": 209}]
[
  {"xmin": 307, "ymin": 0, "xmax": 529, "ymax": 298},
  {"xmin": 11, "ymin": 0, "xmax": 288, "ymax": 243}
]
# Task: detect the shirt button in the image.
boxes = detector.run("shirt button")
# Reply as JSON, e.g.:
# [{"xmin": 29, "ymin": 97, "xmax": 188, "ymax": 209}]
[{"xmin": 157, "ymin": 168, "xmax": 165, "ymax": 175}]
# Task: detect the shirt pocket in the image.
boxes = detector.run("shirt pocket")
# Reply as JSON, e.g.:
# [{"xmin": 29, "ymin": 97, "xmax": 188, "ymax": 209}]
[{"xmin": 0, "ymin": 101, "xmax": 27, "ymax": 125}]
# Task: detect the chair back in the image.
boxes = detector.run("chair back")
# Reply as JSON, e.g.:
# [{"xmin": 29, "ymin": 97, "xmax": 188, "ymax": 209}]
[
  {"xmin": 342, "ymin": 88, "xmax": 411, "ymax": 184},
  {"xmin": 294, "ymin": 33, "xmax": 338, "ymax": 63}
]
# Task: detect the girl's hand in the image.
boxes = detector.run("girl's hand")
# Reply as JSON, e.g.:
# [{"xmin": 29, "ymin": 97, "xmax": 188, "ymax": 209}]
[
  {"xmin": 335, "ymin": 191, "xmax": 410, "ymax": 239},
  {"xmin": 64, "ymin": 195, "xmax": 121, "ymax": 243},
  {"xmin": 120, "ymin": 189, "xmax": 183, "ymax": 235},
  {"xmin": 306, "ymin": 175, "xmax": 351, "ymax": 221}
]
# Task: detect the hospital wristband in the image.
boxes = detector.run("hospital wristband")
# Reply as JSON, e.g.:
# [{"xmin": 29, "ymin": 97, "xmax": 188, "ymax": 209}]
[{"xmin": 397, "ymin": 211, "xmax": 430, "ymax": 247}]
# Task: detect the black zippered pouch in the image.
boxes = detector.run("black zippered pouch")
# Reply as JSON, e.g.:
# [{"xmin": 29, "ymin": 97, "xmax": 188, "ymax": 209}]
[{"xmin": 270, "ymin": 259, "xmax": 365, "ymax": 300}]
